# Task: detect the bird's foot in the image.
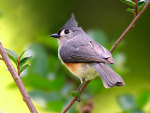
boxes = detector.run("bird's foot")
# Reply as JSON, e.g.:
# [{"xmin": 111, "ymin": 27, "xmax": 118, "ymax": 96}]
[
  {"xmin": 72, "ymin": 78, "xmax": 85, "ymax": 102},
  {"xmin": 72, "ymin": 90, "xmax": 81, "ymax": 102},
  {"xmin": 76, "ymin": 95, "xmax": 81, "ymax": 102}
]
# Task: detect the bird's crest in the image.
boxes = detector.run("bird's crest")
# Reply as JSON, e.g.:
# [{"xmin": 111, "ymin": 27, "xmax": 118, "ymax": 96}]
[{"xmin": 61, "ymin": 14, "xmax": 78, "ymax": 30}]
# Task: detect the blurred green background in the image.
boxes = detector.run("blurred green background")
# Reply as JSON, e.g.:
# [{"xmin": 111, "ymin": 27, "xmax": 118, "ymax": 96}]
[{"xmin": 0, "ymin": 0, "xmax": 150, "ymax": 113}]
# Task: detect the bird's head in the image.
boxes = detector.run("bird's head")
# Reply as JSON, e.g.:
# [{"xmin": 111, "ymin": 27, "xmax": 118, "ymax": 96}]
[{"xmin": 51, "ymin": 14, "xmax": 83, "ymax": 43}]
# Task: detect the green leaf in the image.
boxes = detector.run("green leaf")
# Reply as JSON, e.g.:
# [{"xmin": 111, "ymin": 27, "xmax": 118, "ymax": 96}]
[
  {"xmin": 127, "ymin": 8, "xmax": 135, "ymax": 14},
  {"xmin": 117, "ymin": 94, "xmax": 136, "ymax": 111},
  {"xmin": 71, "ymin": 91, "xmax": 80, "ymax": 97},
  {"xmin": 5, "ymin": 48, "xmax": 18, "ymax": 65},
  {"xmin": 19, "ymin": 64, "xmax": 30, "ymax": 74},
  {"xmin": 137, "ymin": 91, "xmax": 149, "ymax": 108},
  {"xmin": 120, "ymin": 0, "xmax": 136, "ymax": 7},
  {"xmin": 137, "ymin": 1, "xmax": 147, "ymax": 13},
  {"xmin": 138, "ymin": 1, "xmax": 146, "ymax": 7},
  {"xmin": 19, "ymin": 56, "xmax": 32, "ymax": 68},
  {"xmin": 19, "ymin": 49, "xmax": 28, "ymax": 60}
]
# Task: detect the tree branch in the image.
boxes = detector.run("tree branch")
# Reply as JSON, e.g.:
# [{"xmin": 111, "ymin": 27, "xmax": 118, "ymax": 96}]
[
  {"xmin": 0, "ymin": 42, "xmax": 38, "ymax": 113},
  {"xmin": 110, "ymin": 0, "xmax": 150, "ymax": 53},
  {"xmin": 62, "ymin": 81, "xmax": 90, "ymax": 113},
  {"xmin": 62, "ymin": 1, "xmax": 150, "ymax": 113}
]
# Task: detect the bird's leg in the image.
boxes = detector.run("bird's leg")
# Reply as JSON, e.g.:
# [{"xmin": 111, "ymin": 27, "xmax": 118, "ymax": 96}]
[
  {"xmin": 76, "ymin": 78, "xmax": 85, "ymax": 102},
  {"xmin": 77, "ymin": 78, "xmax": 85, "ymax": 91}
]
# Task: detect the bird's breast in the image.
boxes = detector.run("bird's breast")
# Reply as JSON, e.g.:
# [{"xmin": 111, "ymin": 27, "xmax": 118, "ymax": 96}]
[
  {"xmin": 64, "ymin": 63, "xmax": 84, "ymax": 74},
  {"xmin": 64, "ymin": 62, "xmax": 98, "ymax": 81},
  {"xmin": 58, "ymin": 51, "xmax": 98, "ymax": 81}
]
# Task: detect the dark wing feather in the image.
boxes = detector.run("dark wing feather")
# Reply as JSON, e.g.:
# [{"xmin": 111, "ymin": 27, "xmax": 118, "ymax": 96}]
[{"xmin": 59, "ymin": 40, "xmax": 113, "ymax": 63}]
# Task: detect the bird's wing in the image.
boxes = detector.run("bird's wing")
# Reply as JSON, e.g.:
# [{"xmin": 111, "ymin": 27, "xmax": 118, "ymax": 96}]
[{"xmin": 59, "ymin": 40, "xmax": 114, "ymax": 64}]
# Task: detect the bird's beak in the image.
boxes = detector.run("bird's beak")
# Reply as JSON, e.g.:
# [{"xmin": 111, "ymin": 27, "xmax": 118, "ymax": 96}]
[{"xmin": 51, "ymin": 33, "xmax": 60, "ymax": 38}]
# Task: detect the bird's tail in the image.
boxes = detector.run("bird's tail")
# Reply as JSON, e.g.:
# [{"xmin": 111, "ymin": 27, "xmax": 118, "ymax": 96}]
[{"xmin": 92, "ymin": 63, "xmax": 125, "ymax": 88}]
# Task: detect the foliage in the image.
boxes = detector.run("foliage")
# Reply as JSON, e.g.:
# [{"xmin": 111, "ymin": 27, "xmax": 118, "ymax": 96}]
[
  {"xmin": 5, "ymin": 48, "xmax": 31, "ymax": 75},
  {"xmin": 120, "ymin": 0, "xmax": 148, "ymax": 14},
  {"xmin": 117, "ymin": 90, "xmax": 150, "ymax": 113}
]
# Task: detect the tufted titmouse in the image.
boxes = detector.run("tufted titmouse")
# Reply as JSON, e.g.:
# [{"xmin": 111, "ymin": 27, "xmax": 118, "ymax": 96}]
[{"xmin": 51, "ymin": 15, "xmax": 125, "ymax": 88}]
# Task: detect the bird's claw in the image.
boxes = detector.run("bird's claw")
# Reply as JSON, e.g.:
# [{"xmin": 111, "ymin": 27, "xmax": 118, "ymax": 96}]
[
  {"xmin": 76, "ymin": 90, "xmax": 81, "ymax": 102},
  {"xmin": 76, "ymin": 95, "xmax": 81, "ymax": 102}
]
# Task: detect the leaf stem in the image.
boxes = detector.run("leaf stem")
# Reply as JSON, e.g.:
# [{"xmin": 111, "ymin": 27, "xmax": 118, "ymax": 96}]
[
  {"xmin": 17, "ymin": 57, "xmax": 20, "ymax": 76},
  {"xmin": 135, "ymin": 0, "xmax": 138, "ymax": 16},
  {"xmin": 62, "ymin": 0, "xmax": 150, "ymax": 112},
  {"xmin": 0, "ymin": 42, "xmax": 38, "ymax": 113}
]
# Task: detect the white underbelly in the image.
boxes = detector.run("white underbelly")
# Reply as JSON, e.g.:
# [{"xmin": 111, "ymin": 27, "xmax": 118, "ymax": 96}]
[
  {"xmin": 65, "ymin": 63, "xmax": 98, "ymax": 81},
  {"xmin": 58, "ymin": 52, "xmax": 98, "ymax": 82}
]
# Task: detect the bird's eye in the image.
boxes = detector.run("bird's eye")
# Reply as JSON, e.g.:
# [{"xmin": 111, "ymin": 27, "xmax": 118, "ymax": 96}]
[{"xmin": 64, "ymin": 29, "xmax": 69, "ymax": 34}]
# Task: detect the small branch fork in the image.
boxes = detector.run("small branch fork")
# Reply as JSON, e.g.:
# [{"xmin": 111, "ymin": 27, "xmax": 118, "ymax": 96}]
[
  {"xmin": 0, "ymin": 42, "xmax": 38, "ymax": 113},
  {"xmin": 62, "ymin": 1, "xmax": 150, "ymax": 113},
  {"xmin": 110, "ymin": 0, "xmax": 150, "ymax": 53}
]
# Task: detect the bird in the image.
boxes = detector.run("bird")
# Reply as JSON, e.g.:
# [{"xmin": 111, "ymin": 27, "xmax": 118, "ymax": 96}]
[{"xmin": 51, "ymin": 14, "xmax": 125, "ymax": 89}]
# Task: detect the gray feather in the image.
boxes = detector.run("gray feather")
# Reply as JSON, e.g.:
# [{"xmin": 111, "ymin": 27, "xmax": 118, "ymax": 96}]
[
  {"xmin": 90, "ymin": 41, "xmax": 114, "ymax": 63},
  {"xmin": 60, "ymin": 39, "xmax": 112, "ymax": 63},
  {"xmin": 61, "ymin": 14, "xmax": 78, "ymax": 30},
  {"xmin": 92, "ymin": 63, "xmax": 125, "ymax": 88}
]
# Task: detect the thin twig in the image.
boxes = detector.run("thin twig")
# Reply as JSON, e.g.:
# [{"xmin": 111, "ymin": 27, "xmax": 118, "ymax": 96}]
[
  {"xmin": 110, "ymin": 0, "xmax": 150, "ymax": 53},
  {"xmin": 62, "ymin": 1, "xmax": 150, "ymax": 112},
  {"xmin": 61, "ymin": 81, "xmax": 90, "ymax": 113},
  {"xmin": 135, "ymin": 0, "xmax": 138, "ymax": 16},
  {"xmin": 0, "ymin": 42, "xmax": 38, "ymax": 113}
]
